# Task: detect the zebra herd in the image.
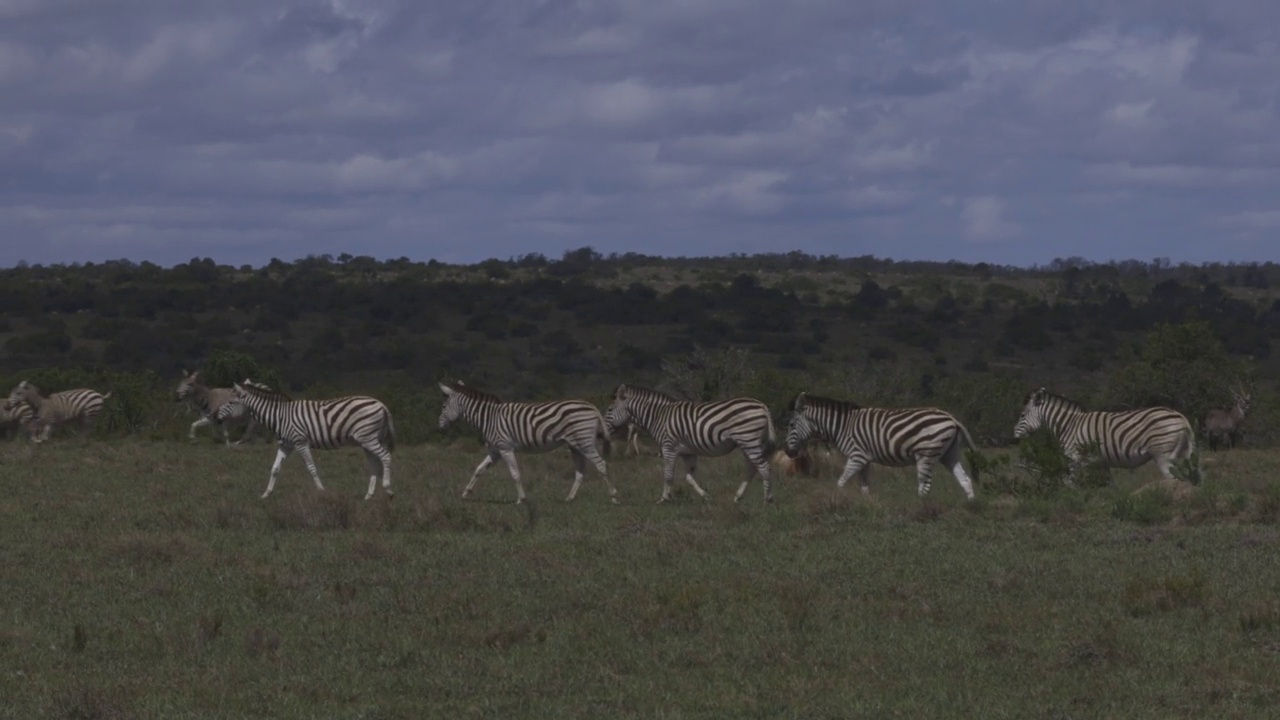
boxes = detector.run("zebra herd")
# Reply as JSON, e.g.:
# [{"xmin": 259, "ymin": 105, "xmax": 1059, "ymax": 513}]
[{"xmin": 2, "ymin": 371, "xmax": 1238, "ymax": 504}]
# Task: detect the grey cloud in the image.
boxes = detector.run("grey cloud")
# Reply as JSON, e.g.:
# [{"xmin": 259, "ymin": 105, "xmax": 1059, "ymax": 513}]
[{"xmin": 2, "ymin": 0, "xmax": 1279, "ymax": 268}]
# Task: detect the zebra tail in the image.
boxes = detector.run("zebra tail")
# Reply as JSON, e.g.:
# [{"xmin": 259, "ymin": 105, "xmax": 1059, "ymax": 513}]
[
  {"xmin": 765, "ymin": 416, "xmax": 778, "ymax": 456},
  {"xmin": 384, "ymin": 411, "xmax": 397, "ymax": 452},
  {"xmin": 957, "ymin": 421, "xmax": 981, "ymax": 484},
  {"xmin": 597, "ymin": 416, "xmax": 612, "ymax": 459}
]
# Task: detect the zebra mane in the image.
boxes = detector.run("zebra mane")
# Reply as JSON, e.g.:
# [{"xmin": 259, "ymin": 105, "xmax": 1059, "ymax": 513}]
[
  {"xmin": 790, "ymin": 393, "xmax": 862, "ymax": 413},
  {"xmin": 446, "ymin": 381, "xmax": 502, "ymax": 404},
  {"xmin": 616, "ymin": 384, "xmax": 678, "ymax": 402},
  {"xmin": 1029, "ymin": 388, "xmax": 1084, "ymax": 412},
  {"xmin": 239, "ymin": 381, "xmax": 291, "ymax": 402}
]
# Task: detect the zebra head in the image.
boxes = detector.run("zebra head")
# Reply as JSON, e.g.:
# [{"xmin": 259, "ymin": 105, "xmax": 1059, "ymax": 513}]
[
  {"xmin": 603, "ymin": 384, "xmax": 634, "ymax": 436},
  {"xmin": 783, "ymin": 392, "xmax": 818, "ymax": 458},
  {"xmin": 1013, "ymin": 387, "xmax": 1050, "ymax": 439},
  {"xmin": 4, "ymin": 380, "xmax": 37, "ymax": 412},
  {"xmin": 224, "ymin": 379, "xmax": 274, "ymax": 420},
  {"xmin": 175, "ymin": 369, "xmax": 200, "ymax": 402},
  {"xmin": 438, "ymin": 382, "xmax": 464, "ymax": 430}
]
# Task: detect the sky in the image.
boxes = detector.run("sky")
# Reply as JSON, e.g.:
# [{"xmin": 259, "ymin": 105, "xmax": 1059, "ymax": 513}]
[{"xmin": 1, "ymin": 0, "xmax": 1278, "ymax": 269}]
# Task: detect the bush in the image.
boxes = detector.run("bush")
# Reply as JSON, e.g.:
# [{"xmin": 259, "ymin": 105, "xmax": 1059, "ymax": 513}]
[{"xmin": 1100, "ymin": 321, "xmax": 1250, "ymax": 426}]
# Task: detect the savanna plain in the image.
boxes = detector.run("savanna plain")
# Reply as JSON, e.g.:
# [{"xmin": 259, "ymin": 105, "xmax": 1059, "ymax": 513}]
[{"xmin": 4, "ymin": 438, "xmax": 1280, "ymax": 719}]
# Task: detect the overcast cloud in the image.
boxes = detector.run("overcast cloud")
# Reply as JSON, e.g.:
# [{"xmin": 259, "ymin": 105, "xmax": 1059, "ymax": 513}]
[{"xmin": 1, "ymin": 0, "xmax": 1278, "ymax": 267}]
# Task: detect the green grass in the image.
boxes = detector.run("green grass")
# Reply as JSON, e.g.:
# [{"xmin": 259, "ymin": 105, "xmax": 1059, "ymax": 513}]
[{"xmin": 3, "ymin": 439, "xmax": 1280, "ymax": 718}]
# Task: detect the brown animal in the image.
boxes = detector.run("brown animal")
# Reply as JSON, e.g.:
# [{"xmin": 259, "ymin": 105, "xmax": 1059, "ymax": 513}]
[
  {"xmin": 771, "ymin": 443, "xmax": 842, "ymax": 479},
  {"xmin": 1203, "ymin": 390, "xmax": 1250, "ymax": 451}
]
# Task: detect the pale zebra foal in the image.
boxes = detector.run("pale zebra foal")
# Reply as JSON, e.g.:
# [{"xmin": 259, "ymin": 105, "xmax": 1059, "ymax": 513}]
[
  {"xmin": 0, "ymin": 402, "xmax": 37, "ymax": 440},
  {"xmin": 1014, "ymin": 387, "xmax": 1196, "ymax": 483},
  {"xmin": 3, "ymin": 381, "xmax": 110, "ymax": 443},
  {"xmin": 603, "ymin": 384, "xmax": 776, "ymax": 504},
  {"xmin": 784, "ymin": 392, "xmax": 978, "ymax": 500},
  {"xmin": 223, "ymin": 381, "xmax": 396, "ymax": 500},
  {"xmin": 175, "ymin": 369, "xmax": 262, "ymax": 446},
  {"xmin": 438, "ymin": 382, "xmax": 618, "ymax": 505}
]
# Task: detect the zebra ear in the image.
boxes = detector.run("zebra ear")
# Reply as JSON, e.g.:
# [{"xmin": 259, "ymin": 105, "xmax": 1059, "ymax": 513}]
[
  {"xmin": 794, "ymin": 392, "xmax": 807, "ymax": 412},
  {"xmin": 439, "ymin": 383, "xmax": 455, "ymax": 396},
  {"xmin": 1031, "ymin": 387, "xmax": 1047, "ymax": 406}
]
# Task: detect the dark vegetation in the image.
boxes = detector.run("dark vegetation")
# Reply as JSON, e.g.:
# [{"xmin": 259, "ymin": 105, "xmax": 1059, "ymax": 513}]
[{"xmin": 1, "ymin": 248, "xmax": 1277, "ymax": 446}]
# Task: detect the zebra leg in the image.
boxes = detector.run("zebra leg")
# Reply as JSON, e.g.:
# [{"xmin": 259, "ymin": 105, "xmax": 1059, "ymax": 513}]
[
  {"xmin": 658, "ymin": 450, "xmax": 677, "ymax": 504},
  {"xmin": 220, "ymin": 421, "xmax": 233, "ymax": 447},
  {"xmin": 915, "ymin": 457, "xmax": 936, "ymax": 497},
  {"xmin": 682, "ymin": 455, "xmax": 711, "ymax": 501},
  {"xmin": 262, "ymin": 445, "xmax": 293, "ymax": 499},
  {"xmin": 836, "ymin": 458, "xmax": 869, "ymax": 493},
  {"xmin": 295, "ymin": 445, "xmax": 326, "ymax": 492},
  {"xmin": 461, "ymin": 451, "xmax": 499, "ymax": 499},
  {"xmin": 362, "ymin": 444, "xmax": 393, "ymax": 500},
  {"xmin": 189, "ymin": 416, "xmax": 213, "ymax": 442},
  {"xmin": 735, "ymin": 448, "xmax": 773, "ymax": 504},
  {"xmin": 499, "ymin": 450, "xmax": 527, "ymax": 505},
  {"xmin": 566, "ymin": 448, "xmax": 588, "ymax": 502},
  {"xmin": 234, "ymin": 416, "xmax": 257, "ymax": 446},
  {"xmin": 586, "ymin": 446, "xmax": 618, "ymax": 505},
  {"xmin": 628, "ymin": 426, "xmax": 640, "ymax": 456}
]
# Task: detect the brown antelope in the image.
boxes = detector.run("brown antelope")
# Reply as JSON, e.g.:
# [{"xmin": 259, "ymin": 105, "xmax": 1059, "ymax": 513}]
[{"xmin": 1203, "ymin": 389, "xmax": 1250, "ymax": 451}]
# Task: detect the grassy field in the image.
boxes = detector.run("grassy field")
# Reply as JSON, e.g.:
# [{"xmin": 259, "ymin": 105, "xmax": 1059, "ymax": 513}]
[{"xmin": 3, "ymin": 437, "xmax": 1280, "ymax": 719}]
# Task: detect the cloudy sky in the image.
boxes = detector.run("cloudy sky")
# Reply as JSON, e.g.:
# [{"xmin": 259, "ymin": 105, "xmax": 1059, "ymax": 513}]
[{"xmin": 2, "ymin": 0, "xmax": 1278, "ymax": 268}]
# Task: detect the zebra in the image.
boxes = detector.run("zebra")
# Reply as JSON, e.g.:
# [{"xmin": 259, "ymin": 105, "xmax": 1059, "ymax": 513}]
[
  {"xmin": 1203, "ymin": 389, "xmax": 1250, "ymax": 451},
  {"xmin": 603, "ymin": 384, "xmax": 776, "ymax": 504},
  {"xmin": 783, "ymin": 392, "xmax": 978, "ymax": 500},
  {"xmin": 1014, "ymin": 387, "xmax": 1196, "ymax": 483},
  {"xmin": 175, "ymin": 369, "xmax": 264, "ymax": 446},
  {"xmin": 438, "ymin": 382, "xmax": 618, "ymax": 505},
  {"xmin": 3, "ymin": 381, "xmax": 110, "ymax": 443},
  {"xmin": 0, "ymin": 401, "xmax": 37, "ymax": 440},
  {"xmin": 220, "ymin": 380, "xmax": 395, "ymax": 500}
]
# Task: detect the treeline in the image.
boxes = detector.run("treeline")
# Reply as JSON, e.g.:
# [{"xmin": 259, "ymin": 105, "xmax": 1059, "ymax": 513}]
[{"xmin": 0, "ymin": 249, "xmax": 1277, "ymax": 447}]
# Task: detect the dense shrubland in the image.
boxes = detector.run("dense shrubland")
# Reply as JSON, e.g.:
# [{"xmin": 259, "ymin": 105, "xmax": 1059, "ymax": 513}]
[{"xmin": 0, "ymin": 249, "xmax": 1276, "ymax": 446}]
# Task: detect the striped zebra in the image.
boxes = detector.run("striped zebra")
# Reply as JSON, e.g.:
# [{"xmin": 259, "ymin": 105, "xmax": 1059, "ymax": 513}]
[
  {"xmin": 1014, "ymin": 387, "xmax": 1196, "ymax": 483},
  {"xmin": 220, "ymin": 380, "xmax": 395, "ymax": 500},
  {"xmin": 0, "ymin": 401, "xmax": 36, "ymax": 440},
  {"xmin": 175, "ymin": 369, "xmax": 264, "ymax": 446},
  {"xmin": 603, "ymin": 384, "xmax": 776, "ymax": 504},
  {"xmin": 3, "ymin": 381, "xmax": 110, "ymax": 443},
  {"xmin": 438, "ymin": 382, "xmax": 618, "ymax": 505},
  {"xmin": 783, "ymin": 392, "xmax": 978, "ymax": 500}
]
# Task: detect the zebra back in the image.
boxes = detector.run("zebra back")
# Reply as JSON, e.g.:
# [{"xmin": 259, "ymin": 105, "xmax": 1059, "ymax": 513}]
[
  {"xmin": 1018, "ymin": 387, "xmax": 1193, "ymax": 463},
  {"xmin": 6, "ymin": 381, "xmax": 108, "ymax": 424},
  {"xmin": 233, "ymin": 381, "xmax": 392, "ymax": 450},
  {"xmin": 440, "ymin": 381, "xmax": 608, "ymax": 451},
  {"xmin": 787, "ymin": 392, "xmax": 971, "ymax": 465},
  {"xmin": 610, "ymin": 384, "xmax": 774, "ymax": 452}
]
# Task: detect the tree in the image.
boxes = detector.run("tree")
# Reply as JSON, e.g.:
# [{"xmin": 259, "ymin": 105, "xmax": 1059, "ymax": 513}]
[
  {"xmin": 661, "ymin": 346, "xmax": 757, "ymax": 401},
  {"xmin": 1099, "ymin": 321, "xmax": 1250, "ymax": 425}
]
